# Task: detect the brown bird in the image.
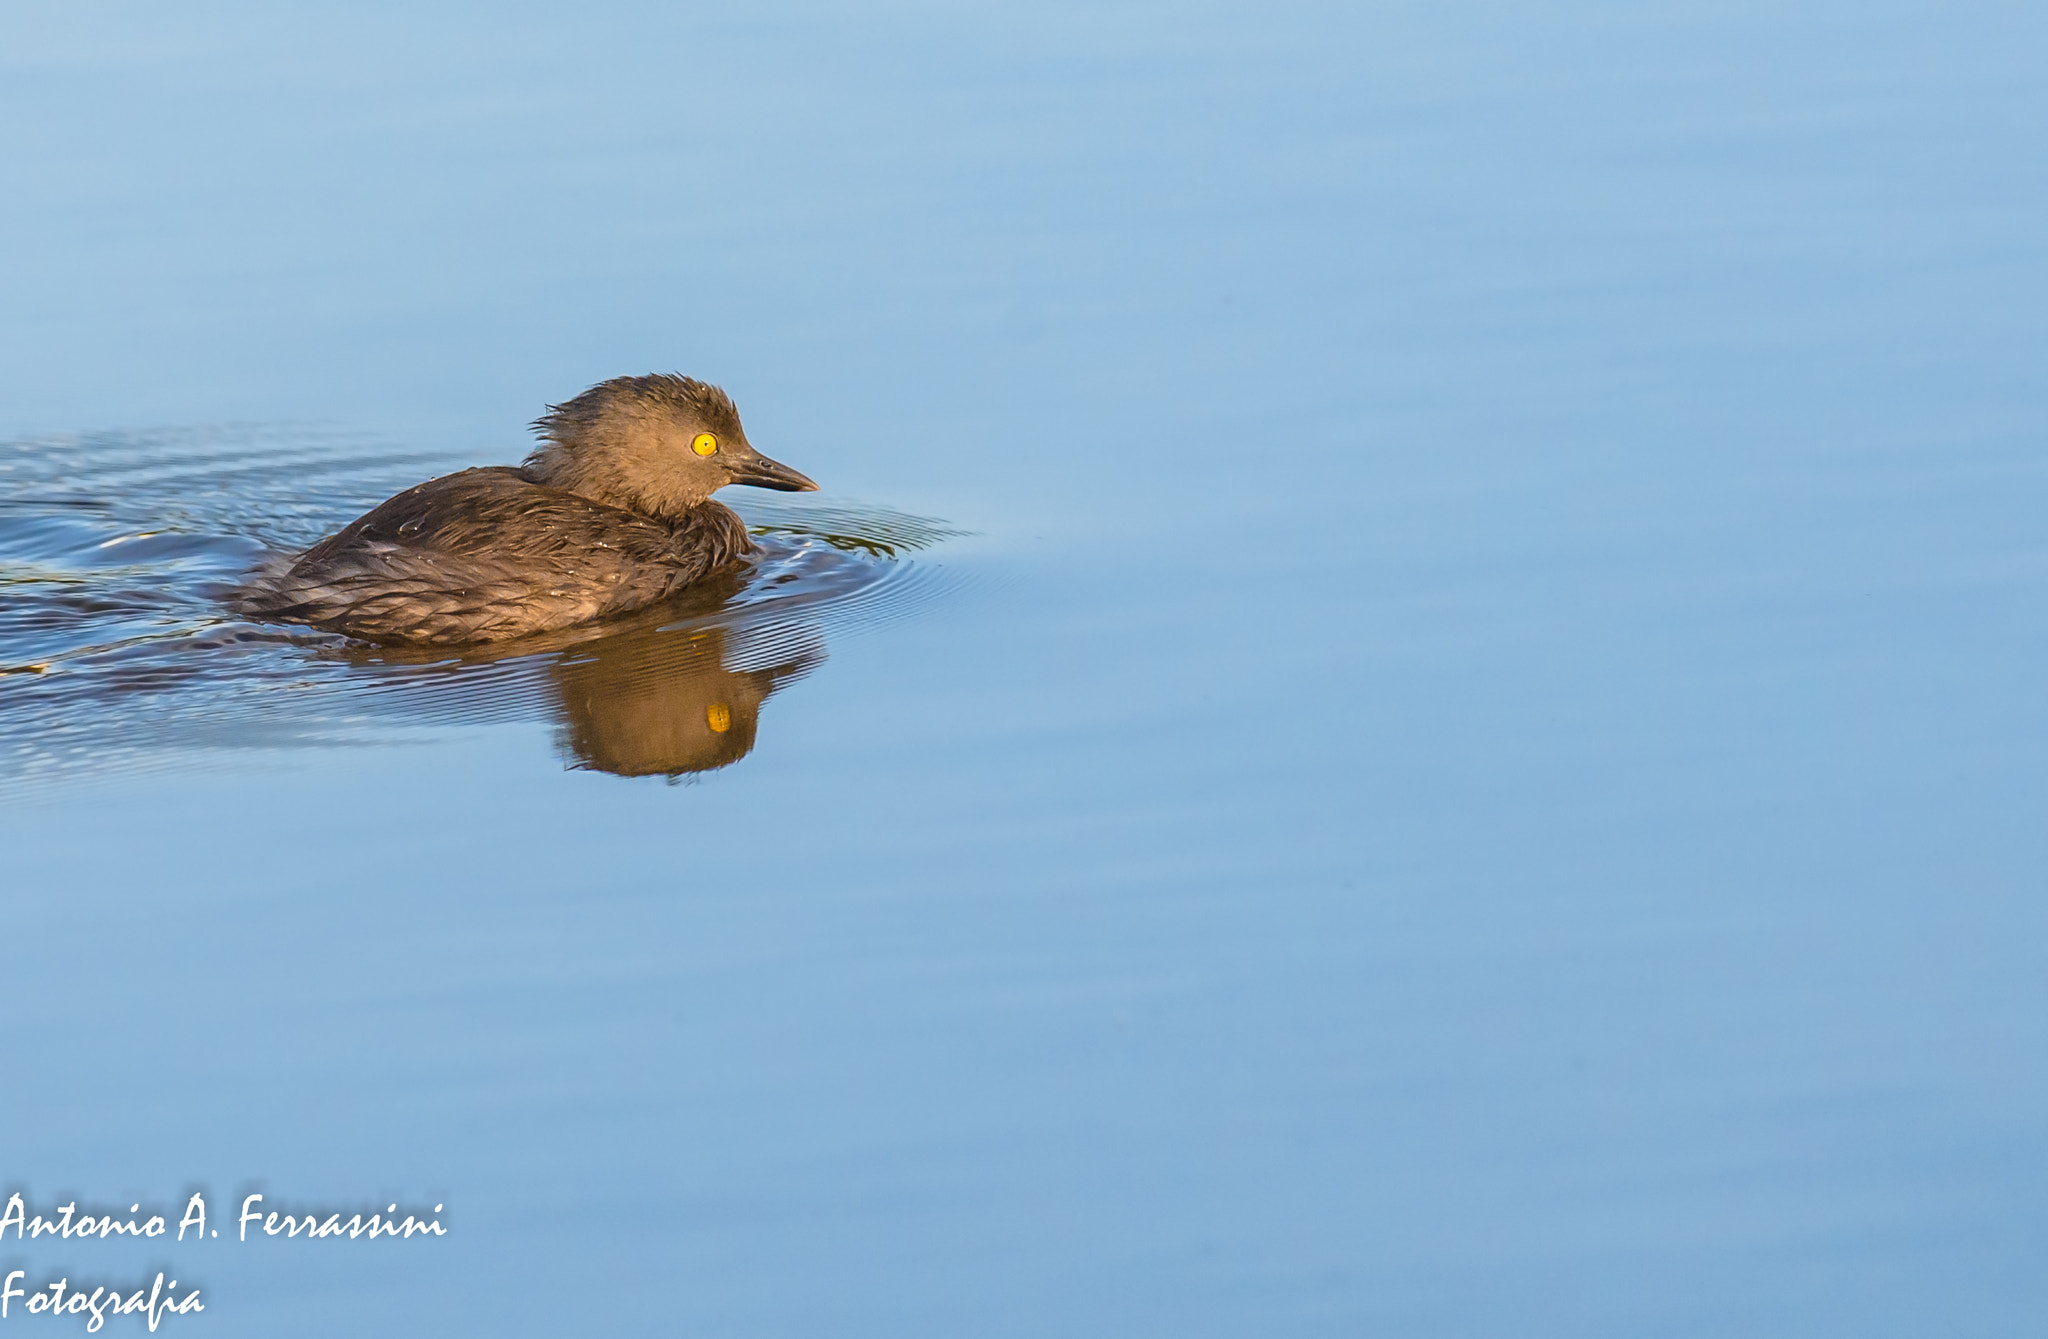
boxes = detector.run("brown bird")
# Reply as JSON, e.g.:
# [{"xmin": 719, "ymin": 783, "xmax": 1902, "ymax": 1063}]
[{"xmin": 235, "ymin": 375, "xmax": 816, "ymax": 644}]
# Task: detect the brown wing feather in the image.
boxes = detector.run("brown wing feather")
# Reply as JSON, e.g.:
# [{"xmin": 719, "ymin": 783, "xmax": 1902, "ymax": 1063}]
[{"xmin": 236, "ymin": 467, "xmax": 752, "ymax": 644}]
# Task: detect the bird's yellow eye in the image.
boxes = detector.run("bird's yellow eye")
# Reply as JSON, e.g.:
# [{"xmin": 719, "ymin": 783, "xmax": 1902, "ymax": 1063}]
[
  {"xmin": 691, "ymin": 432, "xmax": 719, "ymax": 456},
  {"xmin": 705, "ymin": 703, "xmax": 731, "ymax": 733}
]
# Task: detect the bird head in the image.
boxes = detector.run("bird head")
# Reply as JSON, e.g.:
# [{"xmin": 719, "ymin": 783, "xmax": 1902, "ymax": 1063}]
[{"xmin": 522, "ymin": 374, "xmax": 817, "ymax": 519}]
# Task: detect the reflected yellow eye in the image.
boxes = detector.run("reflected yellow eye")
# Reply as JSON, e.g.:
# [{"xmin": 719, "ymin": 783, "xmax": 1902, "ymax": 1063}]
[
  {"xmin": 705, "ymin": 704, "xmax": 731, "ymax": 733},
  {"xmin": 691, "ymin": 432, "xmax": 719, "ymax": 456}
]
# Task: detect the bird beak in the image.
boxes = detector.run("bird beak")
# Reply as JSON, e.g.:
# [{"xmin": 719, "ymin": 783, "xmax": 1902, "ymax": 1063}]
[{"xmin": 729, "ymin": 452, "xmax": 819, "ymax": 492}]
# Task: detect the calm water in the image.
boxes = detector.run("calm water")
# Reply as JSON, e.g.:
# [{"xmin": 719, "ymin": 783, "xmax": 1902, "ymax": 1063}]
[{"xmin": 3, "ymin": 2, "xmax": 2046, "ymax": 1335}]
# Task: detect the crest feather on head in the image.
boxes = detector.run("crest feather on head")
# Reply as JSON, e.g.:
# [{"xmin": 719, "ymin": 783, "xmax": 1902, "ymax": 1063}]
[{"xmin": 531, "ymin": 374, "xmax": 740, "ymax": 446}]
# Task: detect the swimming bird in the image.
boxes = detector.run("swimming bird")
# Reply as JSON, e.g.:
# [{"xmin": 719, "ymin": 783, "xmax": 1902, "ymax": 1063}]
[{"xmin": 235, "ymin": 374, "xmax": 816, "ymax": 644}]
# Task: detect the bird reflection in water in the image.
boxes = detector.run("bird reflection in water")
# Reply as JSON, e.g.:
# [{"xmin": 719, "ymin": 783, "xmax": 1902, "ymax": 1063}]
[
  {"xmin": 550, "ymin": 617, "xmax": 819, "ymax": 778},
  {"xmin": 341, "ymin": 563, "xmax": 826, "ymax": 780}
]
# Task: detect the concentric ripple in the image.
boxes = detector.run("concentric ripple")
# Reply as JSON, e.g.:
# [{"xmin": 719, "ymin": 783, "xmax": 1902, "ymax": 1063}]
[{"xmin": 0, "ymin": 426, "xmax": 964, "ymax": 785}]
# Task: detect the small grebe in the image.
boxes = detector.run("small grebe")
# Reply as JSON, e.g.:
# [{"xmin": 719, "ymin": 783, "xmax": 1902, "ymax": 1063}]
[{"xmin": 236, "ymin": 374, "xmax": 816, "ymax": 644}]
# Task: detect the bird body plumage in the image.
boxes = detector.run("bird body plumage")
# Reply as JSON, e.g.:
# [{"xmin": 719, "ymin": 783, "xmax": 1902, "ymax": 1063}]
[{"xmin": 237, "ymin": 466, "xmax": 753, "ymax": 643}]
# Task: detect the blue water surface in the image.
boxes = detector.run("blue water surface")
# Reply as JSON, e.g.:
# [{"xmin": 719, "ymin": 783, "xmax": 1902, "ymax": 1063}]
[{"xmin": 2, "ymin": 1, "xmax": 2046, "ymax": 1334}]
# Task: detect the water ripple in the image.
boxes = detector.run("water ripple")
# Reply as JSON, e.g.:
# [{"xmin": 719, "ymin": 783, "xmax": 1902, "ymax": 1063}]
[{"xmin": 0, "ymin": 426, "xmax": 963, "ymax": 786}]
